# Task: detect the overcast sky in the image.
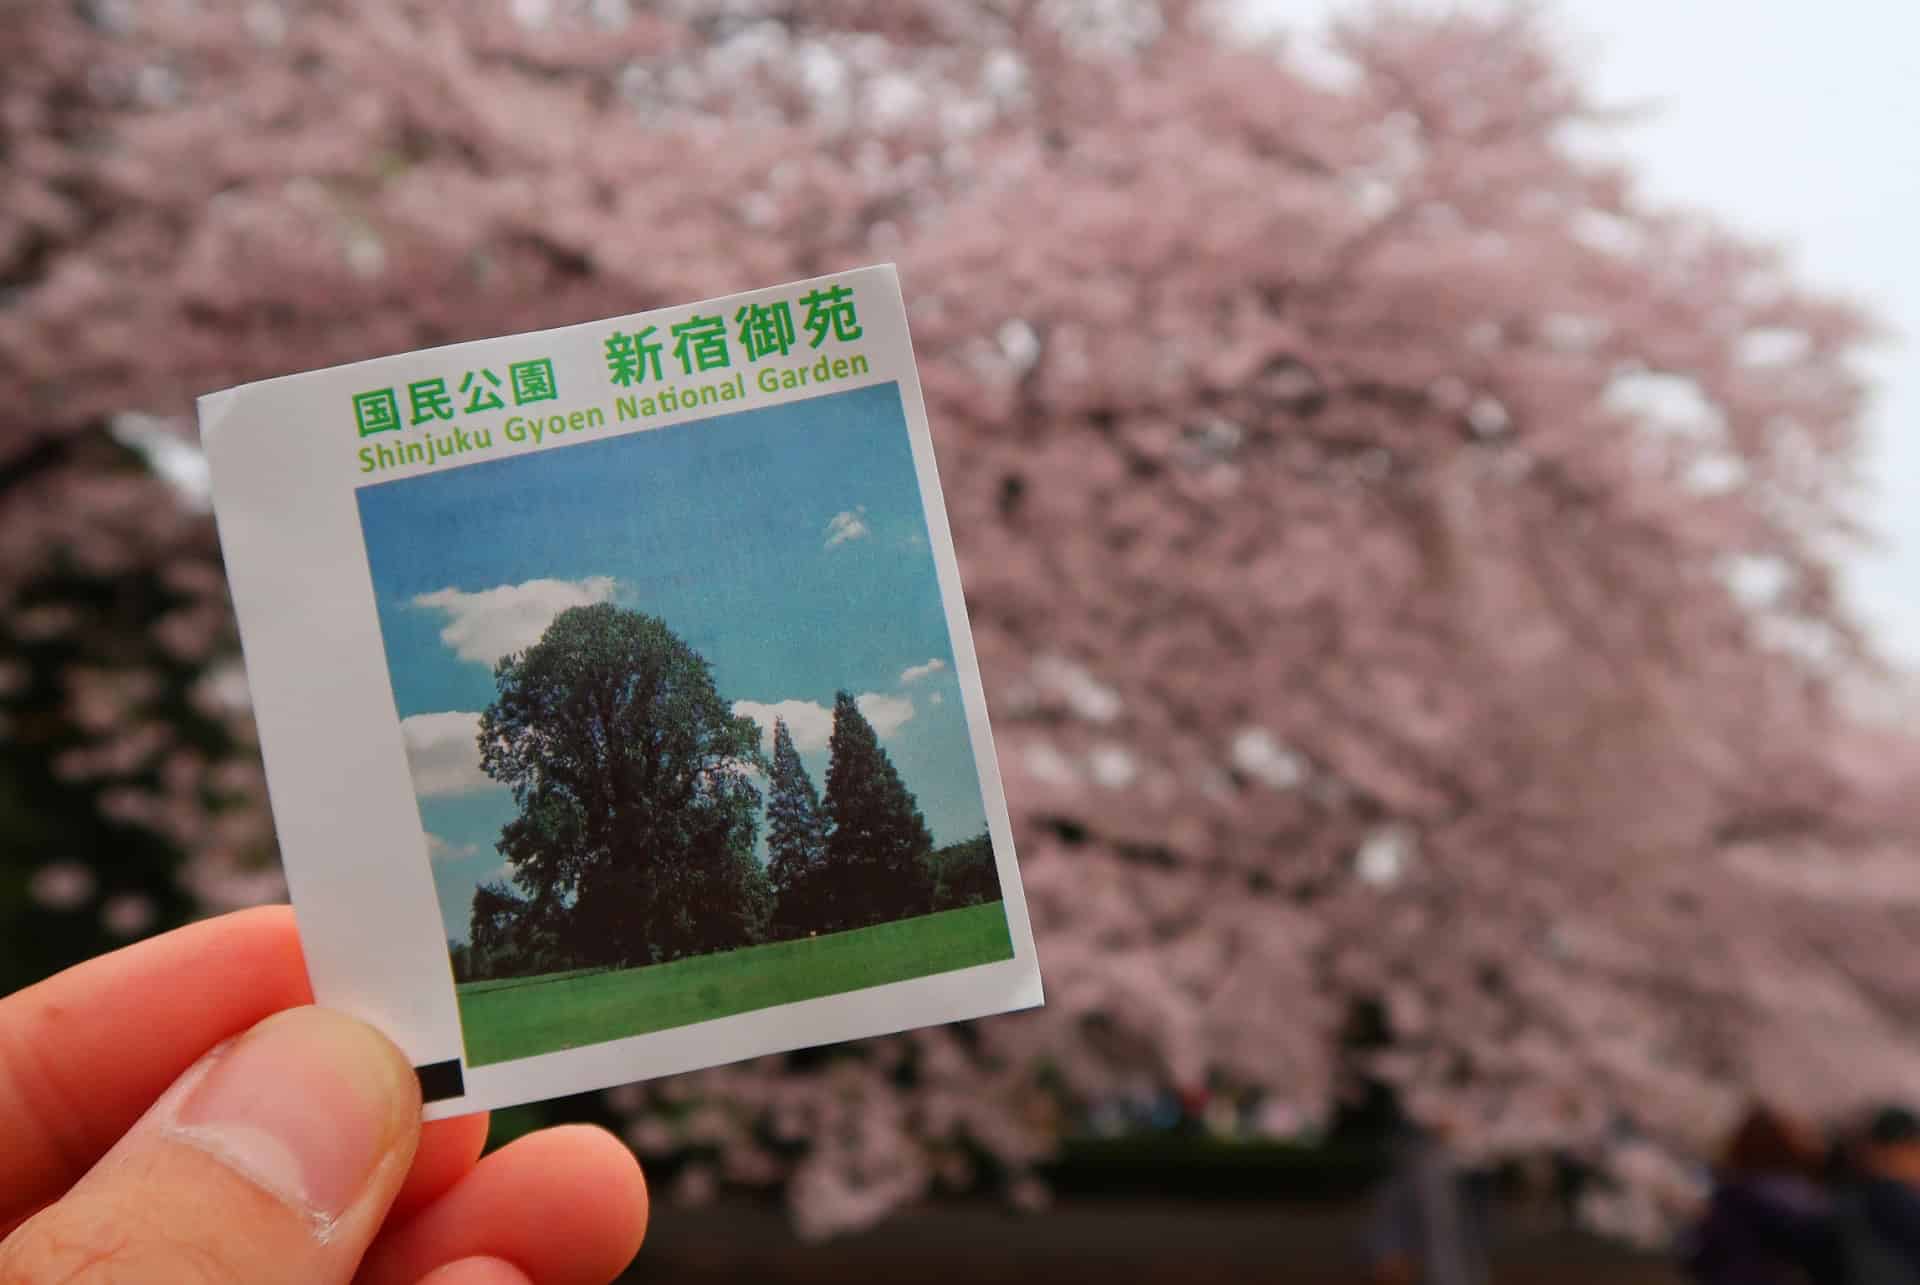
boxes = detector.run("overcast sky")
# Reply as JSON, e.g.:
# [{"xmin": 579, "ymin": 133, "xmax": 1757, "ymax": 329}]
[{"xmin": 1244, "ymin": 0, "xmax": 1920, "ymax": 666}]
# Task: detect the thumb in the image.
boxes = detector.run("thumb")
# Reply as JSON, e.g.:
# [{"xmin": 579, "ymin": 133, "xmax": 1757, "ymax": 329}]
[{"xmin": 0, "ymin": 1006, "xmax": 422, "ymax": 1284}]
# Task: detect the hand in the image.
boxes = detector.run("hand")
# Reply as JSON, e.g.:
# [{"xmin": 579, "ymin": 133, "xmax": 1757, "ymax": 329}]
[{"xmin": 0, "ymin": 906, "xmax": 648, "ymax": 1283}]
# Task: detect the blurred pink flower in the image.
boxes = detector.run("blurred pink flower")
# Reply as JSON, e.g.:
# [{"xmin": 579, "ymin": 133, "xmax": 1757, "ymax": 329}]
[
  {"xmin": 28, "ymin": 861, "xmax": 96, "ymax": 911},
  {"xmin": 5, "ymin": 0, "xmax": 1919, "ymax": 1242},
  {"xmin": 100, "ymin": 892, "xmax": 157, "ymax": 939}
]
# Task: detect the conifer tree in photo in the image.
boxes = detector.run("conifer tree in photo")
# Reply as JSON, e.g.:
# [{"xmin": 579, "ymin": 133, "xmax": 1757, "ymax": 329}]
[
  {"xmin": 765, "ymin": 716, "xmax": 831, "ymax": 939},
  {"xmin": 821, "ymin": 691, "xmax": 935, "ymax": 932}
]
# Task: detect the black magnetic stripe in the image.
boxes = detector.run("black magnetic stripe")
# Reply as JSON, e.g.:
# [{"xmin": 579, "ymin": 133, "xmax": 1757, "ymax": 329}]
[{"xmin": 415, "ymin": 1059, "xmax": 466, "ymax": 1104}]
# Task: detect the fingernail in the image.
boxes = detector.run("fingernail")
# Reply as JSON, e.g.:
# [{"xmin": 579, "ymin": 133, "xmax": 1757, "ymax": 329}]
[{"xmin": 170, "ymin": 1007, "xmax": 417, "ymax": 1222}]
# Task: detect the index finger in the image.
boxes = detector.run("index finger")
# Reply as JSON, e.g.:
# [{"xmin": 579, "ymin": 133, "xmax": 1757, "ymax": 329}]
[{"xmin": 0, "ymin": 905, "xmax": 311, "ymax": 1218}]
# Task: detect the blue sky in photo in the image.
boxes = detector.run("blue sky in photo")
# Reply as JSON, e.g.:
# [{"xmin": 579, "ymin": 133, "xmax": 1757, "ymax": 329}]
[{"xmin": 355, "ymin": 383, "xmax": 988, "ymax": 944}]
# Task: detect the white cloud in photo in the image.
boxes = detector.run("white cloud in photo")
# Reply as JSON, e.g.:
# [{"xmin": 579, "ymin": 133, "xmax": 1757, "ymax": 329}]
[
  {"xmin": 733, "ymin": 692, "xmax": 915, "ymax": 753},
  {"xmin": 855, "ymin": 692, "xmax": 915, "ymax": 737},
  {"xmin": 732, "ymin": 698, "xmax": 837, "ymax": 752},
  {"xmin": 413, "ymin": 575, "xmax": 618, "ymax": 666},
  {"xmin": 401, "ymin": 711, "xmax": 496, "ymax": 796},
  {"xmin": 899, "ymin": 658, "xmax": 947, "ymax": 685},
  {"xmin": 930, "ymin": 691, "xmax": 945, "ymax": 706},
  {"xmin": 823, "ymin": 508, "xmax": 870, "ymax": 549},
  {"xmin": 424, "ymin": 831, "xmax": 480, "ymax": 864}
]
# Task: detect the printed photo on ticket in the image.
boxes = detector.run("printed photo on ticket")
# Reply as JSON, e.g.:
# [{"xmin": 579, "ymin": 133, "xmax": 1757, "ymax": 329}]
[{"xmin": 198, "ymin": 265, "xmax": 1042, "ymax": 1117}]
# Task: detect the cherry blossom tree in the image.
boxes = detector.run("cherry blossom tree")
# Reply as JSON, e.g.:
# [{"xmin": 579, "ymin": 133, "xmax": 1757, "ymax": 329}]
[{"xmin": 7, "ymin": 0, "xmax": 1920, "ymax": 1242}]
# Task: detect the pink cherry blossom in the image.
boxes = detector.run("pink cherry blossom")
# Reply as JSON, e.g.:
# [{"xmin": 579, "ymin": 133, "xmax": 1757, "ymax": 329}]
[{"xmin": 6, "ymin": 0, "xmax": 1916, "ymax": 1243}]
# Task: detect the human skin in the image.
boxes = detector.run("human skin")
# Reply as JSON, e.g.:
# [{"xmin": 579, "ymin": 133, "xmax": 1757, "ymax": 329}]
[{"xmin": 0, "ymin": 905, "xmax": 648, "ymax": 1284}]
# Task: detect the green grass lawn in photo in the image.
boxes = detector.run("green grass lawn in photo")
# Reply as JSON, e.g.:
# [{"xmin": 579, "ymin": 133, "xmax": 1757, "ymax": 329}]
[{"xmin": 456, "ymin": 901, "xmax": 1015, "ymax": 1066}]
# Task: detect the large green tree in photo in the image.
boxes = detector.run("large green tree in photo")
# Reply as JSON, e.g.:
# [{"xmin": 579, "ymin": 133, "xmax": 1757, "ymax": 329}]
[
  {"xmin": 820, "ymin": 691, "xmax": 935, "ymax": 932},
  {"xmin": 479, "ymin": 604, "xmax": 768, "ymax": 968},
  {"xmin": 765, "ymin": 716, "xmax": 830, "ymax": 940}
]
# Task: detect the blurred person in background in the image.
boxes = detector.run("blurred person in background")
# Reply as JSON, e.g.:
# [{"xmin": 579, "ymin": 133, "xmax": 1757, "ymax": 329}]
[
  {"xmin": 1831, "ymin": 1107, "xmax": 1920, "ymax": 1284},
  {"xmin": 1681, "ymin": 1102, "xmax": 1832, "ymax": 1285},
  {"xmin": 1364, "ymin": 1115, "xmax": 1490, "ymax": 1285}
]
